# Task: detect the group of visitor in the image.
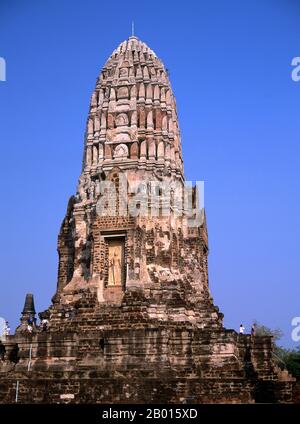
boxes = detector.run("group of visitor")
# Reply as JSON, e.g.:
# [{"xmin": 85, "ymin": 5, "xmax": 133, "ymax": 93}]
[
  {"xmin": 0, "ymin": 317, "xmax": 50, "ymax": 339},
  {"xmin": 239, "ymin": 323, "xmax": 257, "ymax": 335},
  {"xmin": 26, "ymin": 315, "xmax": 49, "ymax": 333}
]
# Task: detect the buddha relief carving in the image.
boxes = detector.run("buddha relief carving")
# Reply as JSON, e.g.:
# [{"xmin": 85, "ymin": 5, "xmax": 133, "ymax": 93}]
[
  {"xmin": 116, "ymin": 113, "xmax": 129, "ymax": 127},
  {"xmin": 119, "ymin": 67, "xmax": 128, "ymax": 78},
  {"xmin": 108, "ymin": 238, "xmax": 124, "ymax": 286}
]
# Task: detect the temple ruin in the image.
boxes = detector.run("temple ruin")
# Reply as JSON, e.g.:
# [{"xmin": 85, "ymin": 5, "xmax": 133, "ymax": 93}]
[{"xmin": 0, "ymin": 36, "xmax": 295, "ymax": 403}]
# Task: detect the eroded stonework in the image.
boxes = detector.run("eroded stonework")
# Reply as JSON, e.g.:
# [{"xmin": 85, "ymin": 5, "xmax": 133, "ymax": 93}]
[{"xmin": 0, "ymin": 36, "xmax": 295, "ymax": 403}]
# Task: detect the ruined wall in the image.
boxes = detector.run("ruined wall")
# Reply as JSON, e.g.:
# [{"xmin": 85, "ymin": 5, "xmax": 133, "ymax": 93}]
[{"xmin": 0, "ymin": 327, "xmax": 294, "ymax": 404}]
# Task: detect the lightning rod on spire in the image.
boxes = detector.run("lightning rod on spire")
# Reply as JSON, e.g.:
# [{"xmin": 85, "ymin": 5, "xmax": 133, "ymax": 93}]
[{"xmin": 132, "ymin": 21, "xmax": 135, "ymax": 37}]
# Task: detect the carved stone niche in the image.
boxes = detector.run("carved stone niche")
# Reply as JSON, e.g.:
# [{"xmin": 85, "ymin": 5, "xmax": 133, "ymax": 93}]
[
  {"xmin": 115, "ymin": 113, "xmax": 129, "ymax": 127},
  {"xmin": 113, "ymin": 144, "xmax": 129, "ymax": 159},
  {"xmin": 119, "ymin": 62, "xmax": 130, "ymax": 80},
  {"xmin": 119, "ymin": 67, "xmax": 129, "ymax": 78},
  {"xmin": 115, "ymin": 112, "xmax": 131, "ymax": 142},
  {"xmin": 117, "ymin": 86, "xmax": 129, "ymax": 100},
  {"xmin": 102, "ymin": 232, "xmax": 127, "ymax": 290}
]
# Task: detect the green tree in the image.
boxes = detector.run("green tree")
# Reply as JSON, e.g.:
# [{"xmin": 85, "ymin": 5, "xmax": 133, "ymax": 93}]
[
  {"xmin": 254, "ymin": 321, "xmax": 300, "ymax": 377},
  {"xmin": 278, "ymin": 347, "xmax": 300, "ymax": 377},
  {"xmin": 253, "ymin": 321, "xmax": 283, "ymax": 342}
]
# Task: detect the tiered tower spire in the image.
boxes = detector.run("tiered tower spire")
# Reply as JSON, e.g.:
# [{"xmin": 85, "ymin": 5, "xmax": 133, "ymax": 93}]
[{"xmin": 82, "ymin": 36, "xmax": 183, "ymax": 178}]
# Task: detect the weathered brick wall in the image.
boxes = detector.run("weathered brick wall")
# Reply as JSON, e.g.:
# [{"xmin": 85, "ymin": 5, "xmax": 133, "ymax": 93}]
[
  {"xmin": 0, "ymin": 377, "xmax": 255, "ymax": 404},
  {"xmin": 0, "ymin": 320, "xmax": 295, "ymax": 403},
  {"xmin": 56, "ymin": 197, "xmax": 76, "ymax": 295}
]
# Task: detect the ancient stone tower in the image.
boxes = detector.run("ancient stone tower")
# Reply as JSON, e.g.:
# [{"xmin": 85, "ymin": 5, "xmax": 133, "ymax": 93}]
[
  {"xmin": 0, "ymin": 36, "xmax": 295, "ymax": 403},
  {"xmin": 54, "ymin": 35, "xmax": 216, "ymax": 326}
]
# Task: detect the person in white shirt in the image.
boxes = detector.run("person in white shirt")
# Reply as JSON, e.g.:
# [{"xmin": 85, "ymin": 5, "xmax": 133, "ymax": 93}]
[
  {"xmin": 4, "ymin": 321, "xmax": 10, "ymax": 336},
  {"xmin": 41, "ymin": 318, "xmax": 49, "ymax": 332},
  {"xmin": 239, "ymin": 324, "xmax": 245, "ymax": 334}
]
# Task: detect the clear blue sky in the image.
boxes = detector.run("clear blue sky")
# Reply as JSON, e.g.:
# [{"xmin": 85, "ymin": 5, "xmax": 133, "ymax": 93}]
[{"xmin": 0, "ymin": 0, "xmax": 299, "ymax": 347}]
